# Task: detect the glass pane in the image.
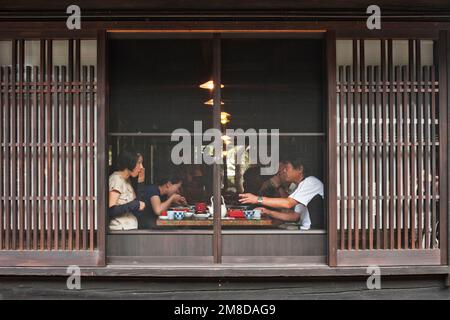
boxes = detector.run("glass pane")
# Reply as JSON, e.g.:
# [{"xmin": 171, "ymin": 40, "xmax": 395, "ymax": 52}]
[
  {"xmin": 220, "ymin": 38, "xmax": 326, "ymax": 237},
  {"xmin": 108, "ymin": 136, "xmax": 214, "ymax": 229},
  {"xmin": 109, "ymin": 39, "xmax": 213, "ymax": 133},
  {"xmin": 221, "ymin": 38, "xmax": 324, "ymax": 133},
  {"xmin": 108, "ymin": 38, "xmax": 214, "ymax": 243}
]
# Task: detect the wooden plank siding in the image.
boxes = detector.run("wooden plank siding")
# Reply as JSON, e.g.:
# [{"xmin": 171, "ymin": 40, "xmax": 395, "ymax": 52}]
[
  {"xmin": 0, "ymin": 37, "xmax": 103, "ymax": 266},
  {"xmin": 335, "ymin": 37, "xmax": 446, "ymax": 266}
]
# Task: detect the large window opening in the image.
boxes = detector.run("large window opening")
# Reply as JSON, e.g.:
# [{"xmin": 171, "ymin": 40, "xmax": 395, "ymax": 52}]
[{"xmin": 107, "ymin": 33, "xmax": 326, "ymax": 264}]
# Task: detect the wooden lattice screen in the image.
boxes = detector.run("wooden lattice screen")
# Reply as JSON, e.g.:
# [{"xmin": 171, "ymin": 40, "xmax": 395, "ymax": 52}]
[
  {"xmin": 335, "ymin": 37, "xmax": 447, "ymax": 266},
  {"xmin": 0, "ymin": 38, "xmax": 104, "ymax": 266}
]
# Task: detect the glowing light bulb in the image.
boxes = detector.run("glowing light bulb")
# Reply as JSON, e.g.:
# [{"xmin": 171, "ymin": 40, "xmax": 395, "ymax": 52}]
[
  {"xmin": 199, "ymin": 80, "xmax": 224, "ymax": 90},
  {"xmin": 220, "ymin": 112, "xmax": 231, "ymax": 125},
  {"xmin": 204, "ymin": 99, "xmax": 224, "ymax": 106}
]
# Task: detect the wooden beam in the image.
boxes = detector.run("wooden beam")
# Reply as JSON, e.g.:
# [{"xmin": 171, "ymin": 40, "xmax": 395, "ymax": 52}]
[
  {"xmin": 0, "ymin": 264, "xmax": 448, "ymax": 278},
  {"xmin": 337, "ymin": 249, "xmax": 442, "ymax": 266},
  {"xmin": 0, "ymin": 250, "xmax": 102, "ymax": 267}
]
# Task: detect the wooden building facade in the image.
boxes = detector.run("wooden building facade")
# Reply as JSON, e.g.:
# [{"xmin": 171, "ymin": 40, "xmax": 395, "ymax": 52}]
[{"xmin": 0, "ymin": 1, "xmax": 450, "ymax": 283}]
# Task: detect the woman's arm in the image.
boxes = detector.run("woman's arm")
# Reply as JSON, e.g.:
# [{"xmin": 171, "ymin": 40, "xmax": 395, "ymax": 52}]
[
  {"xmin": 150, "ymin": 193, "xmax": 185, "ymax": 216},
  {"xmin": 108, "ymin": 190, "xmax": 144, "ymax": 218}
]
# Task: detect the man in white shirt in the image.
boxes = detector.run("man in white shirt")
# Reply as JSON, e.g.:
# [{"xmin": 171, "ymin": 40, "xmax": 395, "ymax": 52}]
[{"xmin": 239, "ymin": 156, "xmax": 324, "ymax": 230}]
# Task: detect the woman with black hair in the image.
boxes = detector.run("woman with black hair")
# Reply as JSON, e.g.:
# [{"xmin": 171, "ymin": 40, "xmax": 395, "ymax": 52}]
[
  {"xmin": 108, "ymin": 150, "xmax": 146, "ymax": 231},
  {"xmin": 138, "ymin": 168, "xmax": 187, "ymax": 229}
]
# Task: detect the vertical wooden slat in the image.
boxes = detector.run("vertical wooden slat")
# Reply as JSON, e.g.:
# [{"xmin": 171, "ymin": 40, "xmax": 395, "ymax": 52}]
[
  {"xmin": 25, "ymin": 65, "xmax": 32, "ymax": 250},
  {"xmin": 75, "ymin": 39, "xmax": 81, "ymax": 251},
  {"xmin": 439, "ymin": 30, "xmax": 448, "ymax": 265},
  {"xmin": 423, "ymin": 66, "xmax": 431, "ymax": 249},
  {"xmin": 10, "ymin": 40, "xmax": 17, "ymax": 250},
  {"xmin": 4, "ymin": 65, "xmax": 10, "ymax": 250},
  {"xmin": 0, "ymin": 67, "xmax": 3, "ymax": 250},
  {"xmin": 402, "ymin": 66, "xmax": 410, "ymax": 249},
  {"xmin": 352, "ymin": 39, "xmax": 360, "ymax": 250},
  {"xmin": 409, "ymin": 39, "xmax": 416, "ymax": 249},
  {"xmin": 388, "ymin": 39, "xmax": 395, "ymax": 249},
  {"xmin": 68, "ymin": 39, "xmax": 74, "ymax": 251},
  {"xmin": 53, "ymin": 65, "xmax": 59, "ymax": 250},
  {"xmin": 46, "ymin": 39, "xmax": 53, "ymax": 250},
  {"xmin": 11, "ymin": 40, "xmax": 17, "ymax": 250},
  {"xmin": 89, "ymin": 65, "xmax": 95, "ymax": 251},
  {"xmin": 395, "ymin": 66, "xmax": 402, "ymax": 249},
  {"xmin": 82, "ymin": 65, "xmax": 88, "ymax": 250},
  {"xmin": 430, "ymin": 66, "xmax": 437, "ymax": 248},
  {"xmin": 381, "ymin": 39, "xmax": 388, "ymax": 249},
  {"xmin": 39, "ymin": 40, "xmax": 47, "ymax": 250},
  {"xmin": 32, "ymin": 66, "xmax": 38, "ymax": 250},
  {"xmin": 18, "ymin": 39, "xmax": 25, "ymax": 250},
  {"xmin": 339, "ymin": 65, "xmax": 345, "ymax": 250},
  {"xmin": 360, "ymin": 39, "xmax": 367, "ymax": 250},
  {"xmin": 416, "ymin": 39, "xmax": 423, "ymax": 249},
  {"xmin": 374, "ymin": 65, "xmax": 381, "ymax": 249},
  {"xmin": 368, "ymin": 65, "xmax": 374, "ymax": 250},
  {"xmin": 39, "ymin": 39, "xmax": 45, "ymax": 250},
  {"xmin": 345, "ymin": 65, "xmax": 352, "ymax": 250},
  {"xmin": 61, "ymin": 66, "xmax": 67, "ymax": 250}
]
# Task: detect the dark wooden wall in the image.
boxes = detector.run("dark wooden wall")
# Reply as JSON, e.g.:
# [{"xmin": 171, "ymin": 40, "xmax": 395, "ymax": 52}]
[{"xmin": 2, "ymin": 0, "xmax": 450, "ymax": 12}]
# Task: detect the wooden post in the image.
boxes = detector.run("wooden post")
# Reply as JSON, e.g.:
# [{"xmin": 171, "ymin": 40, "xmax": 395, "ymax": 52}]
[
  {"xmin": 97, "ymin": 30, "xmax": 108, "ymax": 266},
  {"xmin": 212, "ymin": 33, "xmax": 222, "ymax": 264},
  {"xmin": 326, "ymin": 30, "xmax": 337, "ymax": 267}
]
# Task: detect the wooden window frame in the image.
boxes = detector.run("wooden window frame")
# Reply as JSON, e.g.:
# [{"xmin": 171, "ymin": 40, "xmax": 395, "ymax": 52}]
[{"xmin": 0, "ymin": 21, "xmax": 447, "ymax": 272}]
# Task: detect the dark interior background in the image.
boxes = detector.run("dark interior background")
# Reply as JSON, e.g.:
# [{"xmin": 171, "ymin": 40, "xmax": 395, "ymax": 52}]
[{"xmin": 108, "ymin": 37, "xmax": 325, "ymax": 217}]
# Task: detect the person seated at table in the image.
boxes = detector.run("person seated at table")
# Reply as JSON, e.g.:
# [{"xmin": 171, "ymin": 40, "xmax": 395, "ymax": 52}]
[
  {"xmin": 239, "ymin": 155, "xmax": 324, "ymax": 230},
  {"xmin": 242, "ymin": 162, "xmax": 300, "ymax": 227},
  {"xmin": 243, "ymin": 163, "xmax": 294, "ymax": 198},
  {"xmin": 259, "ymin": 162, "xmax": 296, "ymax": 198},
  {"xmin": 182, "ymin": 165, "xmax": 209, "ymax": 203},
  {"xmin": 138, "ymin": 168, "xmax": 187, "ymax": 228},
  {"xmin": 108, "ymin": 149, "xmax": 146, "ymax": 231}
]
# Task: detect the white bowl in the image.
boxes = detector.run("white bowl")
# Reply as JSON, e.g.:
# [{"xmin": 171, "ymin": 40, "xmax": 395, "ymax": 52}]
[
  {"xmin": 194, "ymin": 213, "xmax": 209, "ymax": 220},
  {"xmin": 184, "ymin": 211, "xmax": 194, "ymax": 219}
]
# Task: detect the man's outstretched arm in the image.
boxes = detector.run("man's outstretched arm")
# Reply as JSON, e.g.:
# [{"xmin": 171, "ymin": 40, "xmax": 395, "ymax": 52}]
[{"xmin": 239, "ymin": 193, "xmax": 298, "ymax": 209}]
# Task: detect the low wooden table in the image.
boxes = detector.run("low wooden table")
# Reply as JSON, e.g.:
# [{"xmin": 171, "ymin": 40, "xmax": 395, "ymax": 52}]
[{"xmin": 156, "ymin": 217, "xmax": 276, "ymax": 227}]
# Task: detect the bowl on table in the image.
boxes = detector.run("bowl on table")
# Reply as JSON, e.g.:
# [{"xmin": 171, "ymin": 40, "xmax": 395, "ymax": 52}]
[
  {"xmin": 194, "ymin": 213, "xmax": 210, "ymax": 220},
  {"xmin": 228, "ymin": 209, "xmax": 245, "ymax": 219},
  {"xmin": 184, "ymin": 211, "xmax": 194, "ymax": 219},
  {"xmin": 174, "ymin": 211, "xmax": 185, "ymax": 220},
  {"xmin": 244, "ymin": 210, "xmax": 254, "ymax": 220},
  {"xmin": 166, "ymin": 210, "xmax": 176, "ymax": 220},
  {"xmin": 195, "ymin": 202, "xmax": 208, "ymax": 213}
]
